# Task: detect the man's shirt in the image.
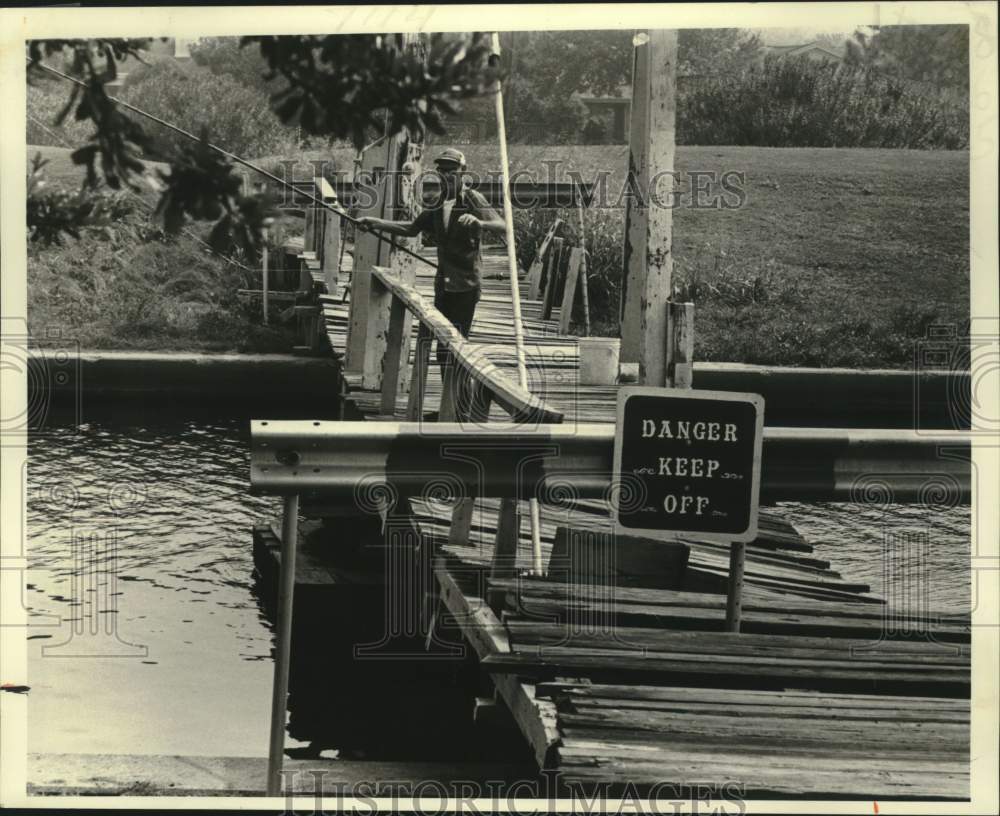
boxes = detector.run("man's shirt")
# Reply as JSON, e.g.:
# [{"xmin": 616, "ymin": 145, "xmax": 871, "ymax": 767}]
[{"xmin": 412, "ymin": 188, "xmax": 498, "ymax": 293}]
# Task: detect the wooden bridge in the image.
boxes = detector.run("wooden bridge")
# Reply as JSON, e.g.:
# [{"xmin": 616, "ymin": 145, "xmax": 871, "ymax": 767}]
[
  {"xmin": 249, "ymin": 179, "xmax": 971, "ymax": 799},
  {"xmin": 247, "ymin": 31, "xmax": 971, "ymax": 800}
]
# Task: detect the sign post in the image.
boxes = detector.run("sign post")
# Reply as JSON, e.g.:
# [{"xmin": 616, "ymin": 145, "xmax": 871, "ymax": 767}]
[{"xmin": 611, "ymin": 387, "xmax": 764, "ymax": 629}]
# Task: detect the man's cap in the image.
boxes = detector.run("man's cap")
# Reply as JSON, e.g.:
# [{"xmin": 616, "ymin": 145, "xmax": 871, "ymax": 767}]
[{"xmin": 434, "ymin": 148, "xmax": 466, "ymax": 168}]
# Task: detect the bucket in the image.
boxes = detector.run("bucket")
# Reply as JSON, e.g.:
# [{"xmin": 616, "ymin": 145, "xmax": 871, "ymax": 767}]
[{"xmin": 578, "ymin": 337, "xmax": 621, "ymax": 385}]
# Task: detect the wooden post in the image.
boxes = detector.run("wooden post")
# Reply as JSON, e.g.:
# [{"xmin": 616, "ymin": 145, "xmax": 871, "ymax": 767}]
[
  {"xmin": 541, "ymin": 236, "xmax": 564, "ymax": 321},
  {"xmin": 448, "ymin": 499, "xmax": 476, "ymax": 550},
  {"xmin": 350, "ymin": 34, "xmax": 425, "ymax": 382},
  {"xmin": 527, "ymin": 219, "xmax": 561, "ymax": 300},
  {"xmin": 438, "ymin": 360, "xmax": 458, "ymax": 422},
  {"xmin": 575, "ymin": 185, "xmax": 592, "ymax": 336},
  {"xmin": 359, "ymin": 125, "xmax": 417, "ymax": 392},
  {"xmin": 559, "ymin": 247, "xmax": 584, "ymax": 334},
  {"xmin": 388, "ymin": 135, "xmax": 423, "ymax": 398},
  {"xmin": 725, "ymin": 541, "xmax": 747, "ymax": 632},
  {"xmin": 363, "ymin": 269, "xmax": 394, "ymax": 391},
  {"xmin": 317, "ymin": 177, "xmax": 341, "ymax": 296},
  {"xmin": 406, "ymin": 328, "xmax": 432, "ymax": 421},
  {"xmin": 667, "ymin": 301, "xmax": 694, "ymax": 388},
  {"xmin": 262, "ymin": 227, "xmax": 269, "ymax": 325},
  {"xmin": 266, "ymin": 493, "xmax": 299, "ymax": 796},
  {"xmin": 379, "ymin": 293, "xmax": 408, "ymax": 416},
  {"xmin": 620, "ymin": 29, "xmax": 678, "ymax": 387},
  {"xmin": 488, "ymin": 497, "xmax": 520, "ymax": 612},
  {"xmin": 526, "ymin": 245, "xmax": 545, "ymax": 300},
  {"xmin": 467, "ymin": 381, "xmax": 493, "ymax": 425},
  {"xmin": 303, "ymin": 192, "xmax": 316, "ymax": 255},
  {"xmin": 345, "ymin": 143, "xmax": 389, "ymax": 373}
]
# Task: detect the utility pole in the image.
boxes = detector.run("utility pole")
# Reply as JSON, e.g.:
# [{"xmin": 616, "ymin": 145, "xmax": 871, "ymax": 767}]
[{"xmin": 619, "ymin": 30, "xmax": 678, "ymax": 386}]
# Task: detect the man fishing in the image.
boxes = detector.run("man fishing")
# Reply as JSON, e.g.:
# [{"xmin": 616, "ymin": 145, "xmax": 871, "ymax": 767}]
[{"xmin": 358, "ymin": 148, "xmax": 505, "ymax": 418}]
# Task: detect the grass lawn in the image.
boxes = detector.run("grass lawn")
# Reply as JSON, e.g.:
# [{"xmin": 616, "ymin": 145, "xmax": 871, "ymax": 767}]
[
  {"xmin": 665, "ymin": 146, "xmax": 968, "ymax": 366},
  {"xmin": 26, "ymin": 144, "xmax": 969, "ymax": 365},
  {"xmin": 497, "ymin": 145, "xmax": 969, "ymax": 367}
]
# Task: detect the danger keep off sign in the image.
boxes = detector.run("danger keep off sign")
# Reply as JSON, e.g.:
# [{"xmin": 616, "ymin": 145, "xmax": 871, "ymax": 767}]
[{"xmin": 611, "ymin": 387, "xmax": 765, "ymax": 543}]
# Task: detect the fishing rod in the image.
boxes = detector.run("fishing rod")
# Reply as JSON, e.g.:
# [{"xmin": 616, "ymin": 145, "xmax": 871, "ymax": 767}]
[
  {"xmin": 29, "ymin": 58, "xmax": 440, "ymax": 271},
  {"xmin": 489, "ymin": 33, "xmax": 544, "ymax": 576}
]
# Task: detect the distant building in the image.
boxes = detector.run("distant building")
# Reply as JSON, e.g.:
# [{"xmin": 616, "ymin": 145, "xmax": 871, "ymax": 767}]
[
  {"xmin": 760, "ymin": 41, "xmax": 844, "ymax": 63},
  {"xmin": 577, "ymin": 87, "xmax": 631, "ymax": 144},
  {"xmin": 576, "ymin": 78, "xmax": 704, "ymax": 144}
]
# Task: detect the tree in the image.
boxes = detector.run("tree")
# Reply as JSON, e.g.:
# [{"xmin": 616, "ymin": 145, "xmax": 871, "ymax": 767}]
[
  {"xmin": 813, "ymin": 32, "xmax": 850, "ymax": 54},
  {"xmin": 501, "ymin": 30, "xmax": 632, "ymax": 143},
  {"xmin": 189, "ymin": 36, "xmax": 281, "ymax": 95},
  {"xmin": 845, "ymin": 25, "xmax": 969, "ymax": 90},
  {"xmin": 26, "ymin": 34, "xmax": 500, "ymax": 254},
  {"xmin": 676, "ymin": 28, "xmax": 762, "ymax": 77},
  {"xmin": 491, "ymin": 28, "xmax": 761, "ymax": 143}
]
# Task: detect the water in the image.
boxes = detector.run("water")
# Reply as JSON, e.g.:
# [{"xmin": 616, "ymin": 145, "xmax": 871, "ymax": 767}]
[
  {"xmin": 779, "ymin": 502, "xmax": 971, "ymax": 616},
  {"xmin": 25, "ymin": 420, "xmax": 281, "ymax": 758},
  {"xmin": 24, "ymin": 421, "xmax": 972, "ymax": 758}
]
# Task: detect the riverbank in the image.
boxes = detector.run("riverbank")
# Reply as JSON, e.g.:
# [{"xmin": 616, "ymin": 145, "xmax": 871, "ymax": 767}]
[
  {"xmin": 25, "ymin": 349, "xmax": 970, "ymax": 427},
  {"xmin": 26, "ymin": 145, "xmax": 969, "ymax": 366}
]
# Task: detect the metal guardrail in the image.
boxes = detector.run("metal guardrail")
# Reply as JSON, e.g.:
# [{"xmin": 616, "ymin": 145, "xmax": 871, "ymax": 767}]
[{"xmin": 250, "ymin": 421, "xmax": 972, "ymax": 505}]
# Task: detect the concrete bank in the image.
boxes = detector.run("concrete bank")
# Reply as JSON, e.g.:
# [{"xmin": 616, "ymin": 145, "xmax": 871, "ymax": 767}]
[
  {"xmin": 26, "ymin": 350, "xmax": 969, "ymax": 427},
  {"xmin": 28, "ymin": 350, "xmax": 343, "ymax": 421},
  {"xmin": 27, "ymin": 753, "xmax": 535, "ymax": 797},
  {"xmin": 693, "ymin": 362, "xmax": 970, "ymax": 428}
]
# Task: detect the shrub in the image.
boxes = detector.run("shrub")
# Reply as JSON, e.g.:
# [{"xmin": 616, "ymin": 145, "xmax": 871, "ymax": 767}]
[
  {"xmin": 677, "ymin": 55, "xmax": 968, "ymax": 149},
  {"xmin": 27, "ymin": 77, "xmax": 98, "ymax": 148},
  {"xmin": 512, "ymin": 206, "xmax": 625, "ymax": 323},
  {"xmin": 117, "ymin": 60, "xmax": 299, "ymax": 161},
  {"xmin": 189, "ymin": 37, "xmax": 280, "ymax": 96}
]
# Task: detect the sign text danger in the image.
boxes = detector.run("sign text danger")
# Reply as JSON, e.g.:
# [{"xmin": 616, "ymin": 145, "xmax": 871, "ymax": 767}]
[{"xmin": 612, "ymin": 388, "xmax": 764, "ymax": 542}]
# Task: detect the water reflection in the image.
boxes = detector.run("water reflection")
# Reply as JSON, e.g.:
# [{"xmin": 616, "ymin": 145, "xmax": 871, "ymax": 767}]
[{"xmin": 27, "ymin": 420, "xmax": 280, "ymax": 757}]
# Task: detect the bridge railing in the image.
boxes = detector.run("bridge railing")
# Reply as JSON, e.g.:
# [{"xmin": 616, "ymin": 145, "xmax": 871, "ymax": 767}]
[{"xmin": 367, "ymin": 265, "xmax": 565, "ymax": 426}]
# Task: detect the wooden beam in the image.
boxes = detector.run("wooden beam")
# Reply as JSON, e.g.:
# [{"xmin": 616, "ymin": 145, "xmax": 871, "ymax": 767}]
[
  {"xmin": 435, "ymin": 559, "xmax": 510, "ymax": 656},
  {"xmin": 620, "ymin": 29, "xmax": 678, "ymax": 387},
  {"xmin": 480, "ymin": 650, "xmax": 970, "ymax": 696}
]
